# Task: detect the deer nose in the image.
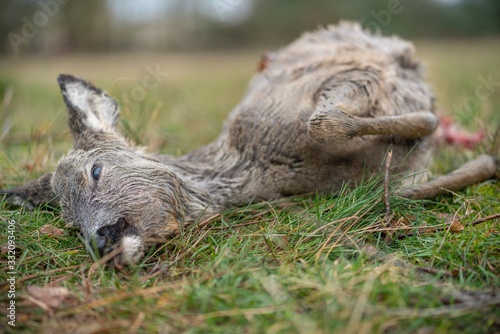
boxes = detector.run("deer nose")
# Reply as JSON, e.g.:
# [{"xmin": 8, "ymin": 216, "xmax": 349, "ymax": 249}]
[
  {"xmin": 94, "ymin": 232, "xmax": 108, "ymax": 257},
  {"xmin": 94, "ymin": 218, "xmax": 127, "ymax": 257}
]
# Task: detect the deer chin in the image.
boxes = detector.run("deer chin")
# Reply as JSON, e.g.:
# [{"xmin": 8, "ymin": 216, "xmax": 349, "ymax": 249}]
[
  {"xmin": 120, "ymin": 235, "xmax": 144, "ymax": 265},
  {"xmin": 109, "ymin": 217, "xmax": 180, "ymax": 271},
  {"xmin": 107, "ymin": 235, "xmax": 144, "ymax": 271}
]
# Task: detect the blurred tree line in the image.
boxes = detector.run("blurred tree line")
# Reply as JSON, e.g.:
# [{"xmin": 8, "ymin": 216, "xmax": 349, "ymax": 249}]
[{"xmin": 1, "ymin": 0, "xmax": 499, "ymax": 55}]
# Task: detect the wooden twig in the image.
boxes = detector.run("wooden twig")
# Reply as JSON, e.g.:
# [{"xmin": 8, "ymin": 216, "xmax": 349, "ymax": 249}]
[
  {"xmin": 397, "ymin": 212, "xmax": 500, "ymax": 239},
  {"xmin": 384, "ymin": 149, "xmax": 393, "ymax": 221},
  {"xmin": 466, "ymin": 212, "xmax": 500, "ymax": 227}
]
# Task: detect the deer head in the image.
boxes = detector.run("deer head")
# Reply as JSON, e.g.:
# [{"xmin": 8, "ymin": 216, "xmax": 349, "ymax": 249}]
[{"xmin": 52, "ymin": 74, "xmax": 186, "ymax": 269}]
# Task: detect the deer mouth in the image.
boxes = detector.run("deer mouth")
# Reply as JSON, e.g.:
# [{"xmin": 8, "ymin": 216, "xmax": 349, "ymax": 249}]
[{"xmin": 91, "ymin": 218, "xmax": 141, "ymax": 270}]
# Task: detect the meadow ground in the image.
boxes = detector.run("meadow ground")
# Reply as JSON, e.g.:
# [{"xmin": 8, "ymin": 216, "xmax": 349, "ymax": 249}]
[{"xmin": 0, "ymin": 39, "xmax": 499, "ymax": 333}]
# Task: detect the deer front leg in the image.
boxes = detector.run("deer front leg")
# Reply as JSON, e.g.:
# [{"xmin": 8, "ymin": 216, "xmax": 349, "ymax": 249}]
[
  {"xmin": 308, "ymin": 108, "xmax": 438, "ymax": 144},
  {"xmin": 398, "ymin": 155, "xmax": 498, "ymax": 200},
  {"xmin": 0, "ymin": 172, "xmax": 57, "ymax": 210}
]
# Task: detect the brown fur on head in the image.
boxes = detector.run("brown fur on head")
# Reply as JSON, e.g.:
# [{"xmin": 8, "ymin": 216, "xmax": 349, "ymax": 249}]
[{"xmin": 52, "ymin": 75, "xmax": 184, "ymax": 266}]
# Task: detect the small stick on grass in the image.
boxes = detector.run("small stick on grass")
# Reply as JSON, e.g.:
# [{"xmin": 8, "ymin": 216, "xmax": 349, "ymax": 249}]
[
  {"xmin": 467, "ymin": 212, "xmax": 500, "ymax": 227},
  {"xmin": 384, "ymin": 149, "xmax": 393, "ymax": 221},
  {"xmin": 397, "ymin": 212, "xmax": 500, "ymax": 239}
]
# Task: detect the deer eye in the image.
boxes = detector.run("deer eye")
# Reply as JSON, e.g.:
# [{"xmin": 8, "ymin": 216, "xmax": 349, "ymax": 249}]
[{"xmin": 91, "ymin": 165, "xmax": 101, "ymax": 180}]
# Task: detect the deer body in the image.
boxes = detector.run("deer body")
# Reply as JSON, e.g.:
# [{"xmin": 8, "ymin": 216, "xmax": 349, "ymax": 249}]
[
  {"xmin": 164, "ymin": 22, "xmax": 436, "ymax": 217},
  {"xmin": 3, "ymin": 22, "xmax": 497, "ymax": 269}
]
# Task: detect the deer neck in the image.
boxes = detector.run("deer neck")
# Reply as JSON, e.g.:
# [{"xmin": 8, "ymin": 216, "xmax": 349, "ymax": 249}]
[{"xmin": 155, "ymin": 149, "xmax": 253, "ymax": 223}]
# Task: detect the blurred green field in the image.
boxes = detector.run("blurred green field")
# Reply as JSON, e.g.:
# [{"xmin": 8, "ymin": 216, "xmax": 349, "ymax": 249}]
[
  {"xmin": 0, "ymin": 39, "xmax": 499, "ymax": 333},
  {"xmin": 1, "ymin": 39, "xmax": 500, "ymax": 176},
  {"xmin": 1, "ymin": 39, "xmax": 500, "ymax": 179},
  {"xmin": 0, "ymin": 49, "xmax": 259, "ymax": 183}
]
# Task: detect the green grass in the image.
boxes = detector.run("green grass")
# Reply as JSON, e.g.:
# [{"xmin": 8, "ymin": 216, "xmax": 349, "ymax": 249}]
[{"xmin": 1, "ymin": 40, "xmax": 500, "ymax": 333}]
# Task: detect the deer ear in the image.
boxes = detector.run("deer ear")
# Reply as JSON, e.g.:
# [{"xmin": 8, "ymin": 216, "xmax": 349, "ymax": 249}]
[{"xmin": 57, "ymin": 74, "xmax": 119, "ymax": 136}]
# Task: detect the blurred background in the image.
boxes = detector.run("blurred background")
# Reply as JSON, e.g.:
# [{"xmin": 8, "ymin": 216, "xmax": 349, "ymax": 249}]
[
  {"xmin": 0, "ymin": 0, "xmax": 499, "ymax": 184},
  {"xmin": 1, "ymin": 0, "xmax": 500, "ymax": 54}
]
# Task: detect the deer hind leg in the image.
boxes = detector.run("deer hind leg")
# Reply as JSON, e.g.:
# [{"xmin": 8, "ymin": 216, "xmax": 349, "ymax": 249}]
[
  {"xmin": 398, "ymin": 155, "xmax": 499, "ymax": 200},
  {"xmin": 307, "ymin": 108, "xmax": 439, "ymax": 145}
]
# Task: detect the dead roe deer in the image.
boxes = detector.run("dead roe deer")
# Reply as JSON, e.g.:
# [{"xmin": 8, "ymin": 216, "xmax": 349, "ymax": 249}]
[{"xmin": 1, "ymin": 22, "xmax": 498, "ymax": 269}]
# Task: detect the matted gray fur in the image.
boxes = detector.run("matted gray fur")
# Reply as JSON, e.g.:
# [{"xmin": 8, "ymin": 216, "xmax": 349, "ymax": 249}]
[{"xmin": 2, "ymin": 22, "xmax": 497, "ymax": 269}]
